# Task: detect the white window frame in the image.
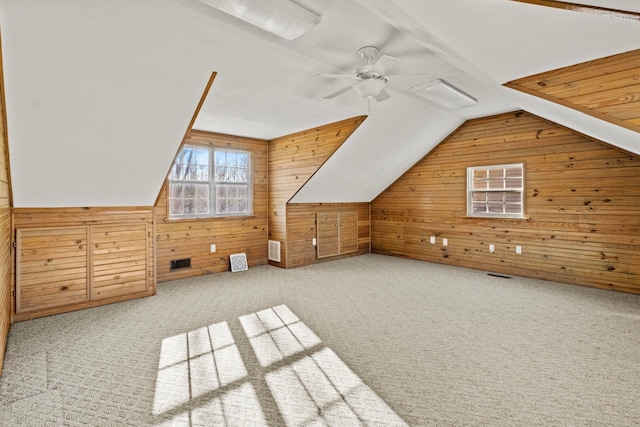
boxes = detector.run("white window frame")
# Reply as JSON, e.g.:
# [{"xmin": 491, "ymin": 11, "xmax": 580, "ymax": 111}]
[
  {"xmin": 467, "ymin": 163, "xmax": 524, "ymax": 218},
  {"xmin": 168, "ymin": 145, "xmax": 252, "ymax": 219}
]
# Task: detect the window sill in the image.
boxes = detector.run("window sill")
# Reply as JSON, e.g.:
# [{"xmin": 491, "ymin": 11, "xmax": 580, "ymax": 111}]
[
  {"xmin": 464, "ymin": 215, "xmax": 530, "ymax": 221},
  {"xmin": 165, "ymin": 214, "xmax": 257, "ymax": 222}
]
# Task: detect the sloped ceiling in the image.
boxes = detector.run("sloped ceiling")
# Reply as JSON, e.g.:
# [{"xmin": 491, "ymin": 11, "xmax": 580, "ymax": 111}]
[{"xmin": 0, "ymin": 0, "xmax": 639, "ymax": 207}]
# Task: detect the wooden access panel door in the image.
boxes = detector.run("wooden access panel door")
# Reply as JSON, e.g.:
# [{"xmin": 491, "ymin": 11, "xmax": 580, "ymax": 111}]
[
  {"xmin": 339, "ymin": 212, "xmax": 358, "ymax": 254},
  {"xmin": 317, "ymin": 212, "xmax": 358, "ymax": 259},
  {"xmin": 91, "ymin": 224, "xmax": 150, "ymax": 300},
  {"xmin": 16, "ymin": 227, "xmax": 89, "ymax": 313},
  {"xmin": 317, "ymin": 213, "xmax": 339, "ymax": 258}
]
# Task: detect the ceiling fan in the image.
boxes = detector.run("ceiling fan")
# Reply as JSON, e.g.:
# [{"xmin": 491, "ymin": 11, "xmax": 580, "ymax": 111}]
[{"xmin": 316, "ymin": 46, "xmax": 400, "ymax": 102}]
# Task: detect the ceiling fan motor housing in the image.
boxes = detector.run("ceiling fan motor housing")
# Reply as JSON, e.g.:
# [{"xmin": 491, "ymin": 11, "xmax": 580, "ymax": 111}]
[{"xmin": 358, "ymin": 46, "xmax": 380, "ymax": 63}]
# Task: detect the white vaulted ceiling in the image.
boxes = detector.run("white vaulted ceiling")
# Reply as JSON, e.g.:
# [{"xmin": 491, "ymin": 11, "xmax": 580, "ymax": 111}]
[{"xmin": 0, "ymin": 0, "xmax": 639, "ymax": 207}]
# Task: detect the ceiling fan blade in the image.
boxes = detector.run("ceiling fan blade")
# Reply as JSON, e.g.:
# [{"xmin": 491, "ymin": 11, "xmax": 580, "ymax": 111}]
[
  {"xmin": 373, "ymin": 54, "xmax": 399, "ymax": 74},
  {"xmin": 373, "ymin": 89, "xmax": 391, "ymax": 102},
  {"xmin": 315, "ymin": 73, "xmax": 355, "ymax": 79},
  {"xmin": 323, "ymin": 85, "xmax": 353, "ymax": 99}
]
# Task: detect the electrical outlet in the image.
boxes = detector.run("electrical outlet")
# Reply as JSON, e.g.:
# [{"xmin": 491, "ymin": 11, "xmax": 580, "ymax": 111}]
[
  {"xmin": 210, "ymin": 244, "xmax": 216, "ymax": 253},
  {"xmin": 489, "ymin": 244, "xmax": 495, "ymax": 253},
  {"xmin": 312, "ymin": 238, "xmax": 317, "ymax": 246},
  {"xmin": 516, "ymin": 245, "xmax": 522, "ymax": 254},
  {"xmin": 442, "ymin": 238, "xmax": 448, "ymax": 246},
  {"xmin": 430, "ymin": 236, "xmax": 436, "ymax": 244}
]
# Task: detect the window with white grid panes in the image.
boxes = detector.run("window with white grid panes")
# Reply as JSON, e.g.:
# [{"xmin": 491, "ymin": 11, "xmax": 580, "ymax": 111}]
[
  {"xmin": 168, "ymin": 146, "xmax": 251, "ymax": 218},
  {"xmin": 467, "ymin": 164, "xmax": 524, "ymax": 218}
]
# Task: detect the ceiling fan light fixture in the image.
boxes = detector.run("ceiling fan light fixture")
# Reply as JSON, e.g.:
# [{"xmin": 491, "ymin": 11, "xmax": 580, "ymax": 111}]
[
  {"xmin": 412, "ymin": 79, "xmax": 477, "ymax": 109},
  {"xmin": 199, "ymin": 0, "xmax": 320, "ymax": 40},
  {"xmin": 353, "ymin": 78, "xmax": 386, "ymax": 98}
]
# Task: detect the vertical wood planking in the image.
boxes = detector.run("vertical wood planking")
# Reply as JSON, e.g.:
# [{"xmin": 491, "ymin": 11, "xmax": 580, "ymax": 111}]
[
  {"xmin": 506, "ymin": 49, "xmax": 640, "ymax": 133},
  {"xmin": 155, "ymin": 131, "xmax": 268, "ymax": 282},
  {"xmin": 268, "ymin": 116, "xmax": 366, "ymax": 267},
  {"xmin": 372, "ymin": 111, "xmax": 640, "ymax": 294},
  {"xmin": 0, "ymin": 33, "xmax": 12, "ymax": 374}
]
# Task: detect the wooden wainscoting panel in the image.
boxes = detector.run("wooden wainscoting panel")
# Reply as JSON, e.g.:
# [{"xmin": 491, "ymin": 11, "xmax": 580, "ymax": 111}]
[
  {"xmin": 506, "ymin": 49, "xmax": 640, "ymax": 133},
  {"xmin": 91, "ymin": 223, "xmax": 150, "ymax": 300},
  {"xmin": 372, "ymin": 111, "xmax": 640, "ymax": 294},
  {"xmin": 316, "ymin": 213, "xmax": 339, "ymax": 258},
  {"xmin": 339, "ymin": 212, "xmax": 358, "ymax": 254},
  {"xmin": 16, "ymin": 227, "xmax": 89, "ymax": 313}
]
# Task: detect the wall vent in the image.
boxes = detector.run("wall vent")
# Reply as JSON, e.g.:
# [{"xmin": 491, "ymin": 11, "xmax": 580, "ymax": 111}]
[
  {"xmin": 268, "ymin": 240, "xmax": 281, "ymax": 262},
  {"xmin": 170, "ymin": 258, "xmax": 191, "ymax": 270}
]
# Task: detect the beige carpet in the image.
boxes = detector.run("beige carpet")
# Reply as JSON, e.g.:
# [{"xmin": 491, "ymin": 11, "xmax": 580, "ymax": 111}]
[{"xmin": 1, "ymin": 254, "xmax": 639, "ymax": 426}]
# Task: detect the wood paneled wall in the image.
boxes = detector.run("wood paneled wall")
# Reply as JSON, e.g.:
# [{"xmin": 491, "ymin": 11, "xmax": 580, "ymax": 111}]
[
  {"xmin": 155, "ymin": 131, "xmax": 268, "ymax": 282},
  {"xmin": 287, "ymin": 203, "xmax": 370, "ymax": 268},
  {"xmin": 507, "ymin": 49, "xmax": 640, "ymax": 133},
  {"xmin": 268, "ymin": 116, "xmax": 366, "ymax": 268},
  {"xmin": 0, "ymin": 35, "xmax": 12, "ymax": 374},
  {"xmin": 13, "ymin": 207, "xmax": 155, "ymax": 321},
  {"xmin": 372, "ymin": 111, "xmax": 640, "ymax": 294}
]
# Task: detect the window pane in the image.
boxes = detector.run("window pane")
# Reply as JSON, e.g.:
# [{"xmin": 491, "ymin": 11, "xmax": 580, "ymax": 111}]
[
  {"xmin": 216, "ymin": 198, "xmax": 227, "ymax": 213},
  {"xmin": 473, "ymin": 180, "xmax": 487, "ymax": 190},
  {"xmin": 215, "ymin": 166, "xmax": 227, "ymax": 182},
  {"xmin": 505, "ymin": 193, "xmax": 521, "ymax": 203},
  {"xmin": 169, "ymin": 199, "xmax": 183, "ymax": 215},
  {"xmin": 473, "ymin": 169, "xmax": 487, "ymax": 180},
  {"xmin": 226, "ymin": 152, "xmax": 237, "ymax": 167},
  {"xmin": 487, "ymin": 192, "xmax": 504, "ymax": 202},
  {"xmin": 184, "ymin": 199, "xmax": 196, "ymax": 215},
  {"xmin": 227, "ymin": 186, "xmax": 238, "ymax": 199},
  {"xmin": 506, "ymin": 167, "xmax": 522, "ymax": 178},
  {"xmin": 196, "ymin": 150, "xmax": 209, "ymax": 165},
  {"xmin": 505, "ymin": 203, "xmax": 521, "ymax": 214},
  {"xmin": 169, "ymin": 183, "xmax": 183, "ymax": 198},
  {"xmin": 196, "ymin": 165, "xmax": 208, "ymax": 181},
  {"xmin": 215, "ymin": 151, "xmax": 226, "ymax": 166},
  {"xmin": 237, "ymin": 168, "xmax": 247, "ymax": 183},
  {"xmin": 225, "ymin": 167, "xmax": 234, "ymax": 182},
  {"xmin": 196, "ymin": 199, "xmax": 209, "ymax": 214},
  {"xmin": 238, "ymin": 198, "xmax": 247, "ymax": 212},
  {"xmin": 237, "ymin": 153, "xmax": 248, "ymax": 168},
  {"xmin": 488, "ymin": 179, "xmax": 504, "ymax": 190},
  {"xmin": 228, "ymin": 198, "xmax": 237, "ymax": 213},
  {"xmin": 473, "ymin": 202, "xmax": 486, "ymax": 213},
  {"xmin": 196, "ymin": 185, "xmax": 208, "ymax": 198},
  {"xmin": 488, "ymin": 202, "xmax": 504, "ymax": 213},
  {"xmin": 488, "ymin": 169, "xmax": 503, "ymax": 179},
  {"xmin": 505, "ymin": 177, "xmax": 522, "ymax": 188}
]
